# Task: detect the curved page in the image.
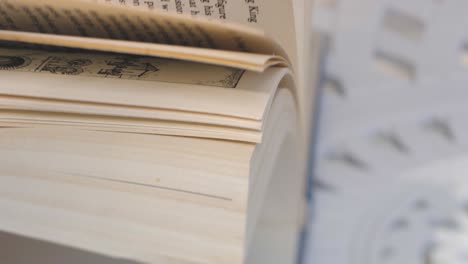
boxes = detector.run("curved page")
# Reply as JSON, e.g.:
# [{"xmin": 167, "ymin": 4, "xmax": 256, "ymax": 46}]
[
  {"xmin": 0, "ymin": 0, "xmax": 288, "ymax": 70},
  {"xmin": 0, "ymin": 47, "xmax": 289, "ymax": 142}
]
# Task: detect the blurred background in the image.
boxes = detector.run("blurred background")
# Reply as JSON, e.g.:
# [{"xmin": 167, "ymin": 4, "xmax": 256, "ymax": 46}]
[{"xmin": 305, "ymin": 0, "xmax": 468, "ymax": 263}]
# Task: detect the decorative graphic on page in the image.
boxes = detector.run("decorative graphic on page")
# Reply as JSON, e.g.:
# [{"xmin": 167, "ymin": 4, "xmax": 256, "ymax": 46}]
[{"xmin": 0, "ymin": 47, "xmax": 244, "ymax": 88}]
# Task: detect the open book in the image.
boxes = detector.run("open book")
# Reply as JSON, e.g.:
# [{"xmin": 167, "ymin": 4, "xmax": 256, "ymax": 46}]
[{"xmin": 0, "ymin": 0, "xmax": 315, "ymax": 263}]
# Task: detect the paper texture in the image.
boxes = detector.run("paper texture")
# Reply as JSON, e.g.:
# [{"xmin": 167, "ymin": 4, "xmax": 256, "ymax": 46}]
[
  {"xmin": 0, "ymin": 47, "xmax": 244, "ymax": 88},
  {"xmin": 0, "ymin": 0, "xmax": 289, "ymax": 70},
  {"xmin": 96, "ymin": 0, "xmax": 298, "ymax": 69}
]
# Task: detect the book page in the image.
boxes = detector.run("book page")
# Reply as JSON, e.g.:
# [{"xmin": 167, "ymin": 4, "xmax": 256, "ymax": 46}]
[
  {"xmin": 0, "ymin": 44, "xmax": 289, "ymax": 142},
  {"xmin": 0, "ymin": 45, "xmax": 245, "ymax": 88},
  {"xmin": 0, "ymin": 0, "xmax": 287, "ymax": 71},
  {"xmin": 93, "ymin": 0, "xmax": 308, "ymax": 125},
  {"xmin": 96, "ymin": 0, "xmax": 299, "ymax": 71},
  {"xmin": 0, "ymin": 46, "xmax": 289, "ymax": 123}
]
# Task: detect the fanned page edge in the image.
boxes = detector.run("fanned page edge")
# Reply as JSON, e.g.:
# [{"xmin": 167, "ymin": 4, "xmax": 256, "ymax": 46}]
[{"xmin": 0, "ymin": 30, "xmax": 286, "ymax": 72}]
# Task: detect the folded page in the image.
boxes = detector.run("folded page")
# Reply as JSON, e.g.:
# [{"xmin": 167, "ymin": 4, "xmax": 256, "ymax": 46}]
[{"xmin": 0, "ymin": 0, "xmax": 288, "ymax": 70}]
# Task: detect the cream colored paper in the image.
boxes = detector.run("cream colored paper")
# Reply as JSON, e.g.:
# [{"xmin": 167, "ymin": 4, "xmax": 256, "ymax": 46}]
[
  {"xmin": 0, "ymin": 0, "xmax": 288, "ymax": 70},
  {"xmin": 0, "ymin": 46, "xmax": 292, "ymax": 142},
  {"xmin": 0, "ymin": 47, "xmax": 289, "ymax": 121},
  {"xmin": 0, "ymin": 47, "xmax": 245, "ymax": 88},
  {"xmin": 96, "ymin": 0, "xmax": 298, "ymax": 68}
]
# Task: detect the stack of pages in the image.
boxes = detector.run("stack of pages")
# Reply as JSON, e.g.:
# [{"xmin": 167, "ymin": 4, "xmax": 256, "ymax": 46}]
[{"xmin": 0, "ymin": 0, "xmax": 314, "ymax": 263}]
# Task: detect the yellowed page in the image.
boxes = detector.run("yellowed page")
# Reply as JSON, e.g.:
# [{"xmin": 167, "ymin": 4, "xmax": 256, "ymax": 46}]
[
  {"xmin": 0, "ymin": 127, "xmax": 254, "ymax": 263},
  {"xmin": 93, "ymin": 0, "xmax": 315, "ymax": 136},
  {"xmin": 0, "ymin": 47, "xmax": 290, "ymax": 142},
  {"xmin": 0, "ymin": 110, "xmax": 263, "ymax": 143},
  {"xmin": 96, "ymin": 0, "xmax": 298, "ymax": 70},
  {"xmin": 0, "ymin": 96, "xmax": 263, "ymax": 130},
  {"xmin": 0, "ymin": 127, "xmax": 253, "ymax": 208},
  {"xmin": 0, "ymin": 0, "xmax": 288, "ymax": 70},
  {"xmin": 0, "ymin": 46, "xmax": 247, "ymax": 87},
  {"xmin": 0, "ymin": 47, "xmax": 287, "ymax": 120}
]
